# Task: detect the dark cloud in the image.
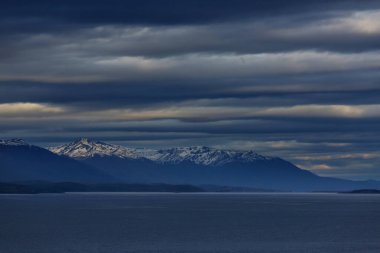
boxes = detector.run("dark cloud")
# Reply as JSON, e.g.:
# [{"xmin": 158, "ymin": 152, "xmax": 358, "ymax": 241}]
[
  {"xmin": 1, "ymin": 73, "xmax": 380, "ymax": 109},
  {"xmin": 3, "ymin": 15, "xmax": 380, "ymax": 62},
  {"xmin": 0, "ymin": 0, "xmax": 380, "ymax": 179},
  {"xmin": 2, "ymin": 0, "xmax": 379, "ymax": 27}
]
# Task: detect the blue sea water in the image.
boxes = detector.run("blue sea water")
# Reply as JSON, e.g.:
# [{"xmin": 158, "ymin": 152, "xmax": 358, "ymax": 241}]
[{"xmin": 0, "ymin": 193, "xmax": 380, "ymax": 253}]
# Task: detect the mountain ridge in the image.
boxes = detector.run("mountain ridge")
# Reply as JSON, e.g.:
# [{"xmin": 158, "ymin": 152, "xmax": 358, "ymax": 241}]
[
  {"xmin": 0, "ymin": 138, "xmax": 30, "ymax": 146},
  {"xmin": 0, "ymin": 139, "xmax": 113, "ymax": 183},
  {"xmin": 2, "ymin": 138, "xmax": 380, "ymax": 191},
  {"xmin": 49, "ymin": 138, "xmax": 142, "ymax": 159},
  {"xmin": 48, "ymin": 137, "xmax": 276, "ymax": 166}
]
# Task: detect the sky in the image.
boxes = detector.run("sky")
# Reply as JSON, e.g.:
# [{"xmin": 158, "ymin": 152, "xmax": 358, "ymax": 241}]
[{"xmin": 1, "ymin": 0, "xmax": 380, "ymax": 180}]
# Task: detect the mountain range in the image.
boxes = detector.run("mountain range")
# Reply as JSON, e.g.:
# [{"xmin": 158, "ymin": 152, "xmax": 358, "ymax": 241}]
[{"xmin": 1, "ymin": 138, "xmax": 379, "ymax": 191}]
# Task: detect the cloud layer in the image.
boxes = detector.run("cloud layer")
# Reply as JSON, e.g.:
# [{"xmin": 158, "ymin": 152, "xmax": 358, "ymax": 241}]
[{"xmin": 1, "ymin": 0, "xmax": 380, "ymax": 179}]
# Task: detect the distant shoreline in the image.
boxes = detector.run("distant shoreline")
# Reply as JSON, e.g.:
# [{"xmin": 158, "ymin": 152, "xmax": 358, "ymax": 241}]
[
  {"xmin": 0, "ymin": 182, "xmax": 273, "ymax": 194},
  {"xmin": 3, "ymin": 182, "xmax": 380, "ymax": 195},
  {"xmin": 0, "ymin": 182, "xmax": 203, "ymax": 194},
  {"xmin": 341, "ymin": 189, "xmax": 380, "ymax": 194}
]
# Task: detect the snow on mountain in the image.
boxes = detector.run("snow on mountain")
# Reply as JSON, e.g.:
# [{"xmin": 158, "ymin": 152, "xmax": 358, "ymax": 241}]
[
  {"xmin": 145, "ymin": 146, "xmax": 273, "ymax": 166},
  {"xmin": 0, "ymin": 138, "xmax": 30, "ymax": 146},
  {"xmin": 48, "ymin": 138, "xmax": 141, "ymax": 159},
  {"xmin": 49, "ymin": 138, "xmax": 274, "ymax": 166}
]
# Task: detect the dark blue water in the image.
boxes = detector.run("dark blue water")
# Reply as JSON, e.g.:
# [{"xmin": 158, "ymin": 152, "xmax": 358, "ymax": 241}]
[{"xmin": 1, "ymin": 193, "xmax": 380, "ymax": 253}]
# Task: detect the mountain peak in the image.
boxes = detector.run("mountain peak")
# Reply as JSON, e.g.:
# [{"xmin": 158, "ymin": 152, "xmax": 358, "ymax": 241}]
[
  {"xmin": 0, "ymin": 138, "xmax": 29, "ymax": 146},
  {"xmin": 79, "ymin": 137, "xmax": 90, "ymax": 143},
  {"xmin": 73, "ymin": 137, "xmax": 93, "ymax": 145},
  {"xmin": 48, "ymin": 138, "xmax": 140, "ymax": 159}
]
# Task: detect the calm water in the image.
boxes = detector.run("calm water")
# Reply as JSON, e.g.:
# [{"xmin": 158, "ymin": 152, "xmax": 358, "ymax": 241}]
[{"xmin": 1, "ymin": 193, "xmax": 380, "ymax": 253}]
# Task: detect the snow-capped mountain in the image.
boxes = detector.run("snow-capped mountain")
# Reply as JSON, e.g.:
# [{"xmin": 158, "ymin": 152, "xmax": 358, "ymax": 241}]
[
  {"xmin": 0, "ymin": 138, "xmax": 113, "ymax": 183},
  {"xmin": 0, "ymin": 138, "xmax": 30, "ymax": 146},
  {"xmin": 48, "ymin": 138, "xmax": 141, "ymax": 159},
  {"xmin": 143, "ymin": 146, "xmax": 273, "ymax": 166},
  {"xmin": 48, "ymin": 138, "xmax": 274, "ymax": 166},
  {"xmin": 3, "ymin": 137, "xmax": 380, "ymax": 191}
]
